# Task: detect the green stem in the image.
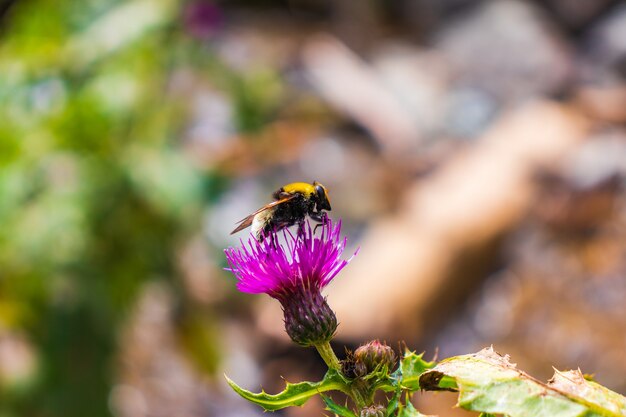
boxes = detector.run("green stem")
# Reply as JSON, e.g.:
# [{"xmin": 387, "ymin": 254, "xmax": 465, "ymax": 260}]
[
  {"xmin": 314, "ymin": 342, "xmax": 369, "ymax": 409},
  {"xmin": 314, "ymin": 341, "xmax": 341, "ymax": 370},
  {"xmin": 350, "ymin": 385, "xmax": 368, "ymax": 409},
  {"xmin": 314, "ymin": 342, "xmax": 372, "ymax": 410}
]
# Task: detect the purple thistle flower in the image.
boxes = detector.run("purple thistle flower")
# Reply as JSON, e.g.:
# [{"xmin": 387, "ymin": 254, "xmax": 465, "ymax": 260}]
[
  {"xmin": 183, "ymin": 1, "xmax": 223, "ymax": 39},
  {"xmin": 225, "ymin": 219, "xmax": 351, "ymax": 298},
  {"xmin": 224, "ymin": 219, "xmax": 355, "ymax": 346}
]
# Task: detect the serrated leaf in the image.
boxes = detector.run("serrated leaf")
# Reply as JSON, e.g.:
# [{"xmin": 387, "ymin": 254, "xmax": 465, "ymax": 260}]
[
  {"xmin": 322, "ymin": 395, "xmax": 358, "ymax": 417},
  {"xmin": 419, "ymin": 347, "xmax": 626, "ymax": 417},
  {"xmin": 548, "ymin": 369, "xmax": 626, "ymax": 416},
  {"xmin": 396, "ymin": 400, "xmax": 436, "ymax": 417},
  {"xmin": 394, "ymin": 351, "xmax": 436, "ymax": 391},
  {"xmin": 225, "ymin": 369, "xmax": 349, "ymax": 411}
]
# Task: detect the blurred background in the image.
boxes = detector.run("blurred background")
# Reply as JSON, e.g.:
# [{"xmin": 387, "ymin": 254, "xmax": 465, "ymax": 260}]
[{"xmin": 1, "ymin": 0, "xmax": 625, "ymax": 416}]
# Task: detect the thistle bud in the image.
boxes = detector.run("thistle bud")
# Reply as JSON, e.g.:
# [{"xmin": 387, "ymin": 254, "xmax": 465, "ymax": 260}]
[
  {"xmin": 341, "ymin": 352, "xmax": 367, "ymax": 379},
  {"xmin": 281, "ymin": 285, "xmax": 338, "ymax": 347},
  {"xmin": 360, "ymin": 405, "xmax": 385, "ymax": 417},
  {"xmin": 354, "ymin": 340, "xmax": 396, "ymax": 374}
]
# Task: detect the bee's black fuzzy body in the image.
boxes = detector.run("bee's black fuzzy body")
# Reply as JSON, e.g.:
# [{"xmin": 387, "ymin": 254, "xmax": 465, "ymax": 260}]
[{"xmin": 231, "ymin": 181, "xmax": 332, "ymax": 241}]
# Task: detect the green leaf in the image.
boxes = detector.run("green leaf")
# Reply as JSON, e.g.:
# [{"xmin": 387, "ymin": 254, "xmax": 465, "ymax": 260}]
[
  {"xmin": 396, "ymin": 400, "xmax": 435, "ymax": 417},
  {"xmin": 386, "ymin": 389, "xmax": 402, "ymax": 416},
  {"xmin": 225, "ymin": 369, "xmax": 349, "ymax": 411},
  {"xmin": 394, "ymin": 351, "xmax": 436, "ymax": 392},
  {"xmin": 548, "ymin": 369, "xmax": 626, "ymax": 416},
  {"xmin": 419, "ymin": 347, "xmax": 626, "ymax": 417},
  {"xmin": 322, "ymin": 395, "xmax": 358, "ymax": 417}
]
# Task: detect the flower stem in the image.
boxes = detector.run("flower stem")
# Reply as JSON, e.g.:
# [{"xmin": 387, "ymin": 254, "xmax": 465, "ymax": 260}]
[
  {"xmin": 350, "ymin": 385, "xmax": 367, "ymax": 409},
  {"xmin": 314, "ymin": 341, "xmax": 341, "ymax": 370},
  {"xmin": 314, "ymin": 341, "xmax": 368, "ymax": 409}
]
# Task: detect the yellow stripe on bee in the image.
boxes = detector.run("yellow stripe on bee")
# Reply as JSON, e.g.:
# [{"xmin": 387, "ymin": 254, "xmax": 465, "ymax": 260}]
[{"xmin": 282, "ymin": 182, "xmax": 316, "ymax": 196}]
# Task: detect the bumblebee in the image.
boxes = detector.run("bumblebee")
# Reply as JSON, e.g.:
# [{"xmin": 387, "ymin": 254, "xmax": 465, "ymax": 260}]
[{"xmin": 231, "ymin": 181, "xmax": 332, "ymax": 241}]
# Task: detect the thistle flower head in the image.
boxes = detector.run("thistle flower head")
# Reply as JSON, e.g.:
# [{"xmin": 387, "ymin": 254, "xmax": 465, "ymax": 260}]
[
  {"xmin": 224, "ymin": 219, "xmax": 355, "ymax": 346},
  {"xmin": 225, "ymin": 219, "xmax": 352, "ymax": 300}
]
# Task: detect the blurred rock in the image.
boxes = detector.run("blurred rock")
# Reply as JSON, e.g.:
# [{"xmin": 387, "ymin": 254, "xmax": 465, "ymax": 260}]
[
  {"xmin": 534, "ymin": 173, "xmax": 621, "ymax": 237},
  {"xmin": 395, "ymin": 0, "xmax": 486, "ymax": 39},
  {"xmin": 537, "ymin": 0, "xmax": 614, "ymax": 30},
  {"xmin": 575, "ymin": 85, "xmax": 626, "ymax": 123},
  {"xmin": 372, "ymin": 45, "xmax": 451, "ymax": 142},
  {"xmin": 435, "ymin": 0, "xmax": 572, "ymax": 101},
  {"xmin": 532, "ymin": 131, "xmax": 626, "ymax": 236},
  {"xmin": 331, "ymin": 0, "xmax": 382, "ymax": 52},
  {"xmin": 581, "ymin": 3, "xmax": 626, "ymax": 82},
  {"xmin": 302, "ymin": 35, "xmax": 423, "ymax": 154},
  {"xmin": 443, "ymin": 86, "xmax": 498, "ymax": 139},
  {"xmin": 559, "ymin": 130, "xmax": 626, "ymax": 189}
]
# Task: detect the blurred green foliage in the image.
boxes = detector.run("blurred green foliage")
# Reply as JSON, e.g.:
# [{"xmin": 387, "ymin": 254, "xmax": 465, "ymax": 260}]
[{"xmin": 0, "ymin": 0, "xmax": 258, "ymax": 415}]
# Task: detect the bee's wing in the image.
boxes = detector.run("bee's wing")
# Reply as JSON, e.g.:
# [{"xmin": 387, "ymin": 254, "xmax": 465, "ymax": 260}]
[
  {"xmin": 230, "ymin": 215, "xmax": 255, "ymax": 234},
  {"xmin": 230, "ymin": 195, "xmax": 297, "ymax": 235}
]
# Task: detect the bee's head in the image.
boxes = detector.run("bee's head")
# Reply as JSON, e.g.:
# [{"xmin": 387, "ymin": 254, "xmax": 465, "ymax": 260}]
[{"xmin": 313, "ymin": 181, "xmax": 331, "ymax": 211}]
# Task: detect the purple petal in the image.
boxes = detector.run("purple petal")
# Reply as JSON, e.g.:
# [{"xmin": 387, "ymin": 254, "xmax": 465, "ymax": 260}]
[{"xmin": 224, "ymin": 219, "xmax": 356, "ymax": 297}]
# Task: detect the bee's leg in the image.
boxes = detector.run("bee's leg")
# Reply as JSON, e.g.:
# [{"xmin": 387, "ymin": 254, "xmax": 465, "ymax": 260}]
[
  {"xmin": 309, "ymin": 211, "xmax": 327, "ymax": 223},
  {"xmin": 297, "ymin": 220, "xmax": 314, "ymax": 249},
  {"xmin": 310, "ymin": 212, "xmax": 328, "ymax": 234},
  {"xmin": 264, "ymin": 223, "xmax": 288, "ymax": 249},
  {"xmin": 295, "ymin": 220, "xmax": 307, "ymax": 237},
  {"xmin": 259, "ymin": 225, "xmax": 275, "ymax": 247},
  {"xmin": 266, "ymin": 231, "xmax": 281, "ymax": 250}
]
